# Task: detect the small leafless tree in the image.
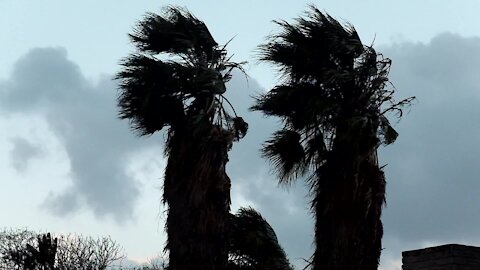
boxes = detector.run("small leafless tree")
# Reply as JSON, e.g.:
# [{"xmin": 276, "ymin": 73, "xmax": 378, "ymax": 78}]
[
  {"xmin": 55, "ymin": 234, "xmax": 124, "ymax": 270},
  {"xmin": 0, "ymin": 229, "xmax": 124, "ymax": 270}
]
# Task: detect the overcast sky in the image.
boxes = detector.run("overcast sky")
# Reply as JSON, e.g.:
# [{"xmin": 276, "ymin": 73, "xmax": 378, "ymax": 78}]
[{"xmin": 2, "ymin": 1, "xmax": 480, "ymax": 269}]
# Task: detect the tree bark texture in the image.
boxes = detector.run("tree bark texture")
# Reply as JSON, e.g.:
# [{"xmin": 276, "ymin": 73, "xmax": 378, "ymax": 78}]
[
  {"xmin": 163, "ymin": 125, "xmax": 233, "ymax": 270},
  {"xmin": 313, "ymin": 123, "xmax": 385, "ymax": 270}
]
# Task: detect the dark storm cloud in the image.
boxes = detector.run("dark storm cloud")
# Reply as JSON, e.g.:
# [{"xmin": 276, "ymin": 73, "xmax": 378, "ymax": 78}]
[
  {"xmin": 9, "ymin": 137, "xmax": 43, "ymax": 172},
  {"xmin": 43, "ymin": 189, "xmax": 80, "ymax": 216},
  {"xmin": 378, "ymin": 33, "xmax": 480, "ymax": 260},
  {"xmin": 0, "ymin": 47, "xmax": 155, "ymax": 222}
]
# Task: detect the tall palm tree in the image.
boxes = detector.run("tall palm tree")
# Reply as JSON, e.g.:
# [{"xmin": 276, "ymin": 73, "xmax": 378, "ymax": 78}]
[
  {"xmin": 116, "ymin": 7, "xmax": 247, "ymax": 270},
  {"xmin": 252, "ymin": 6, "xmax": 413, "ymax": 270}
]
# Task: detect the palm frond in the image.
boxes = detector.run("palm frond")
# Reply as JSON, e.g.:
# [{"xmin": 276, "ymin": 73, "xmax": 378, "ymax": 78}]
[
  {"xmin": 304, "ymin": 131, "xmax": 327, "ymax": 166},
  {"xmin": 129, "ymin": 7, "xmax": 218, "ymax": 60},
  {"xmin": 116, "ymin": 55, "xmax": 187, "ymax": 135},
  {"xmin": 259, "ymin": 6, "xmax": 363, "ymax": 81},
  {"xmin": 117, "ymin": 7, "xmax": 247, "ymax": 137},
  {"xmin": 254, "ymin": 5, "xmax": 414, "ymax": 178},
  {"xmin": 228, "ymin": 208, "xmax": 294, "ymax": 270},
  {"xmin": 251, "ymin": 82, "xmax": 340, "ymax": 131},
  {"xmin": 262, "ymin": 130, "xmax": 307, "ymax": 184}
]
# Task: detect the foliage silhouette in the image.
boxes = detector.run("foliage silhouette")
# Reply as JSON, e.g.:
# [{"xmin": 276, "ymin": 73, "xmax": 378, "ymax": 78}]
[
  {"xmin": 6, "ymin": 233, "xmax": 57, "ymax": 270},
  {"xmin": 228, "ymin": 208, "xmax": 293, "ymax": 270},
  {"xmin": 252, "ymin": 5, "xmax": 413, "ymax": 270},
  {"xmin": 0, "ymin": 229, "xmax": 123, "ymax": 270}
]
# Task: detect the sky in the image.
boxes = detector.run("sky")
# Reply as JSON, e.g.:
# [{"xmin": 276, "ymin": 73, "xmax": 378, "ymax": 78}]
[{"xmin": 1, "ymin": 1, "xmax": 480, "ymax": 269}]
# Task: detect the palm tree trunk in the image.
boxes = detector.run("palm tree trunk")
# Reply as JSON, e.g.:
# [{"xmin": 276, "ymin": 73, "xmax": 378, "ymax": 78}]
[
  {"xmin": 163, "ymin": 124, "xmax": 233, "ymax": 270},
  {"xmin": 313, "ymin": 125, "xmax": 385, "ymax": 270}
]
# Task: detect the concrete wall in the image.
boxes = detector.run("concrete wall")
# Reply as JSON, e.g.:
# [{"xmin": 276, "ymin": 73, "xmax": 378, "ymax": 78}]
[{"xmin": 402, "ymin": 244, "xmax": 480, "ymax": 270}]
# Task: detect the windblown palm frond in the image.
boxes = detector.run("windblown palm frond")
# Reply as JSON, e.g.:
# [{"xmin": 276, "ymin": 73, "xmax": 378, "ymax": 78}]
[
  {"xmin": 228, "ymin": 208, "xmax": 293, "ymax": 270},
  {"xmin": 117, "ymin": 6, "xmax": 247, "ymax": 138},
  {"xmin": 252, "ymin": 5, "xmax": 413, "ymax": 182},
  {"xmin": 259, "ymin": 6, "xmax": 363, "ymax": 81},
  {"xmin": 129, "ymin": 7, "xmax": 218, "ymax": 59},
  {"xmin": 262, "ymin": 130, "xmax": 306, "ymax": 184}
]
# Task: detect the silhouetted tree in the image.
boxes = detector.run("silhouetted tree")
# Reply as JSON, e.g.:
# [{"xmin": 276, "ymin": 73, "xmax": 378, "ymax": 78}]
[
  {"xmin": 0, "ymin": 229, "xmax": 123, "ymax": 270},
  {"xmin": 6, "ymin": 233, "xmax": 57, "ymax": 270},
  {"xmin": 116, "ymin": 7, "xmax": 247, "ymax": 270},
  {"xmin": 252, "ymin": 6, "xmax": 413, "ymax": 270},
  {"xmin": 54, "ymin": 234, "xmax": 123, "ymax": 270}
]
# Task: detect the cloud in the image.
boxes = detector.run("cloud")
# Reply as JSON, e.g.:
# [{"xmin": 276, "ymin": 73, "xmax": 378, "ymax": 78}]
[
  {"xmin": 0, "ymin": 47, "xmax": 156, "ymax": 223},
  {"xmin": 377, "ymin": 32, "xmax": 480, "ymax": 266},
  {"xmin": 9, "ymin": 137, "xmax": 43, "ymax": 172}
]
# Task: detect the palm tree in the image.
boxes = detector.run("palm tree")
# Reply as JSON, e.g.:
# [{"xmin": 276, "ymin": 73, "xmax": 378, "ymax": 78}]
[
  {"xmin": 228, "ymin": 208, "xmax": 293, "ymax": 270},
  {"xmin": 116, "ymin": 7, "xmax": 247, "ymax": 270},
  {"xmin": 252, "ymin": 6, "xmax": 413, "ymax": 270}
]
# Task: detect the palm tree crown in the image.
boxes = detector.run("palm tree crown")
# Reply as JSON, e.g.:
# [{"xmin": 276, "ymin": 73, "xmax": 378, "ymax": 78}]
[
  {"xmin": 117, "ymin": 7, "xmax": 247, "ymax": 138},
  {"xmin": 252, "ymin": 6, "xmax": 412, "ymax": 183}
]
